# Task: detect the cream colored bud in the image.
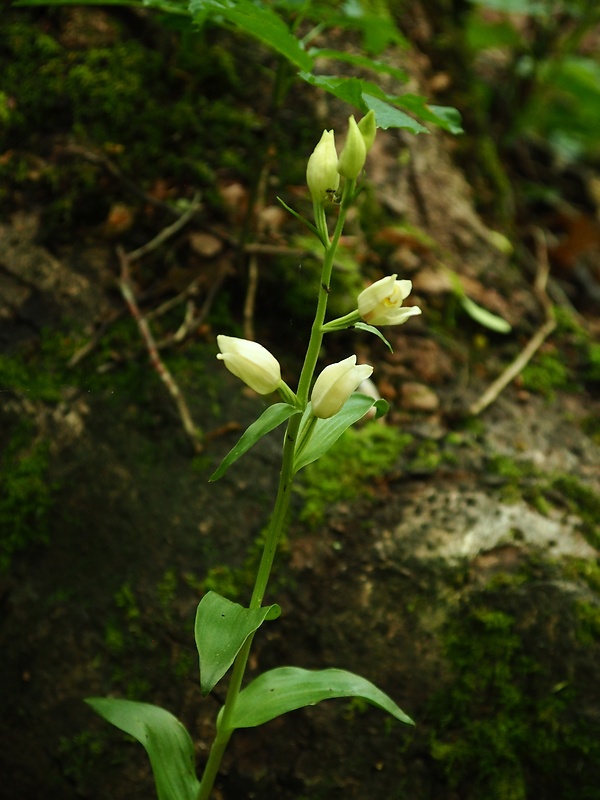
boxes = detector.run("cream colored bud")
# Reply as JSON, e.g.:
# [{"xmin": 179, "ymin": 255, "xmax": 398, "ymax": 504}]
[
  {"xmin": 306, "ymin": 129, "xmax": 340, "ymax": 203},
  {"xmin": 216, "ymin": 335, "xmax": 281, "ymax": 395},
  {"xmin": 337, "ymin": 116, "xmax": 367, "ymax": 180},
  {"xmin": 311, "ymin": 355, "xmax": 373, "ymax": 419},
  {"xmin": 358, "ymin": 275, "xmax": 422, "ymax": 326},
  {"xmin": 357, "ymin": 110, "xmax": 377, "ymax": 152}
]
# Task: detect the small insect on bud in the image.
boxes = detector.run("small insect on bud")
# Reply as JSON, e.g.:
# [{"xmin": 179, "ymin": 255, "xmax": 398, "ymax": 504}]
[{"xmin": 306, "ymin": 129, "xmax": 340, "ymax": 204}]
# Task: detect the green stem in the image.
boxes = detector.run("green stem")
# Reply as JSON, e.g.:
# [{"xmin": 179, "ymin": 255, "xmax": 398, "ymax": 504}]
[
  {"xmin": 296, "ymin": 180, "xmax": 356, "ymax": 406},
  {"xmin": 197, "ymin": 179, "xmax": 355, "ymax": 800},
  {"xmin": 196, "ymin": 413, "xmax": 300, "ymax": 800}
]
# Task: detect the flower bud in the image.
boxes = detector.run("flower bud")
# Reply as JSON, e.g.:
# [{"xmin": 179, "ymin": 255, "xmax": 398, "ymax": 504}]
[
  {"xmin": 337, "ymin": 116, "xmax": 367, "ymax": 180},
  {"xmin": 311, "ymin": 355, "xmax": 373, "ymax": 419},
  {"xmin": 358, "ymin": 109, "xmax": 377, "ymax": 152},
  {"xmin": 358, "ymin": 275, "xmax": 422, "ymax": 326},
  {"xmin": 306, "ymin": 129, "xmax": 340, "ymax": 203},
  {"xmin": 217, "ymin": 335, "xmax": 281, "ymax": 395}
]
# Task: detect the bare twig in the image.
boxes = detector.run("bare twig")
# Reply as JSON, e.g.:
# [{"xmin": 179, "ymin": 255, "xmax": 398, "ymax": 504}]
[
  {"xmin": 469, "ymin": 229, "xmax": 556, "ymax": 416},
  {"xmin": 127, "ymin": 192, "xmax": 202, "ymax": 262},
  {"xmin": 242, "ymin": 161, "xmax": 271, "ymax": 341},
  {"xmin": 117, "ymin": 247, "xmax": 203, "ymax": 451}
]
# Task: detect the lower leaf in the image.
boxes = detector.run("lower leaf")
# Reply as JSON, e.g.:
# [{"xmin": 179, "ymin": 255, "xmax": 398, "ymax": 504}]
[
  {"xmin": 224, "ymin": 666, "xmax": 414, "ymax": 729},
  {"xmin": 86, "ymin": 697, "xmax": 200, "ymax": 800}
]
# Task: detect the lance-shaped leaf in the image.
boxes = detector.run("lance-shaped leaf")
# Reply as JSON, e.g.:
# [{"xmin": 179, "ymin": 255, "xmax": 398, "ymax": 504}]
[
  {"xmin": 293, "ymin": 393, "xmax": 385, "ymax": 473},
  {"xmin": 221, "ymin": 666, "xmax": 414, "ymax": 730},
  {"xmin": 210, "ymin": 402, "xmax": 300, "ymax": 481},
  {"xmin": 85, "ymin": 698, "xmax": 200, "ymax": 800},
  {"xmin": 189, "ymin": 0, "xmax": 313, "ymax": 71},
  {"xmin": 195, "ymin": 591, "xmax": 281, "ymax": 695},
  {"xmin": 354, "ymin": 321, "xmax": 393, "ymax": 351}
]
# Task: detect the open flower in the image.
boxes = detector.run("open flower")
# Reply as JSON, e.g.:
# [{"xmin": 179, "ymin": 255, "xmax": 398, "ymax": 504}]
[
  {"xmin": 306, "ymin": 129, "xmax": 340, "ymax": 203},
  {"xmin": 217, "ymin": 335, "xmax": 281, "ymax": 395},
  {"xmin": 358, "ymin": 275, "xmax": 422, "ymax": 326},
  {"xmin": 311, "ymin": 355, "xmax": 373, "ymax": 419}
]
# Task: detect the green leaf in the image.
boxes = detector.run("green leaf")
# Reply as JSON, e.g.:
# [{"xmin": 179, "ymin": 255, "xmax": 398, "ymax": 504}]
[
  {"xmin": 299, "ymin": 72, "xmax": 366, "ymax": 109},
  {"xmin": 362, "ymin": 94, "xmax": 429, "ymax": 133},
  {"xmin": 426, "ymin": 105, "xmax": 464, "ymax": 135},
  {"xmin": 195, "ymin": 592, "xmax": 280, "ymax": 695},
  {"xmin": 459, "ymin": 295, "xmax": 512, "ymax": 334},
  {"xmin": 293, "ymin": 393, "xmax": 377, "ymax": 473},
  {"xmin": 309, "ymin": 48, "xmax": 408, "ymax": 83},
  {"xmin": 445, "ymin": 267, "xmax": 511, "ymax": 333},
  {"xmin": 354, "ymin": 321, "xmax": 393, "ymax": 351},
  {"xmin": 373, "ymin": 397, "xmax": 390, "ymax": 419},
  {"xmin": 393, "ymin": 94, "xmax": 464, "ymax": 134},
  {"xmin": 210, "ymin": 402, "xmax": 299, "ymax": 481},
  {"xmin": 277, "ymin": 196, "xmax": 325, "ymax": 245},
  {"xmin": 189, "ymin": 0, "xmax": 313, "ymax": 71},
  {"xmin": 223, "ymin": 666, "xmax": 414, "ymax": 729},
  {"xmin": 85, "ymin": 698, "xmax": 200, "ymax": 800},
  {"xmin": 468, "ymin": 0, "xmax": 550, "ymax": 16}
]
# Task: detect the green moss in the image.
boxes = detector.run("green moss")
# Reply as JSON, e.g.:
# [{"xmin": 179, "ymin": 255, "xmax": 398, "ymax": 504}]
[
  {"xmin": 407, "ymin": 439, "xmax": 444, "ymax": 474},
  {"xmin": 0, "ymin": 423, "xmax": 57, "ymax": 571},
  {"xmin": 1, "ymin": 13, "xmax": 262, "ymax": 230},
  {"xmin": 296, "ymin": 423, "xmax": 413, "ymax": 526},
  {"xmin": 549, "ymin": 475, "xmax": 600, "ymax": 549},
  {"xmin": 427, "ymin": 582, "xmax": 600, "ymax": 800},
  {"xmin": 520, "ymin": 349, "xmax": 572, "ymax": 398},
  {"xmin": 573, "ymin": 599, "xmax": 600, "ymax": 646}
]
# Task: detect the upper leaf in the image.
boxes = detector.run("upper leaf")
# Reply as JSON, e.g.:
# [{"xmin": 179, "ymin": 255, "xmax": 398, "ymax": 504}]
[
  {"xmin": 210, "ymin": 402, "xmax": 300, "ymax": 481},
  {"xmin": 85, "ymin": 698, "xmax": 200, "ymax": 800},
  {"xmin": 189, "ymin": 0, "xmax": 313, "ymax": 71},
  {"xmin": 293, "ymin": 393, "xmax": 380, "ymax": 473},
  {"xmin": 222, "ymin": 666, "xmax": 414, "ymax": 729},
  {"xmin": 195, "ymin": 591, "xmax": 281, "ymax": 695}
]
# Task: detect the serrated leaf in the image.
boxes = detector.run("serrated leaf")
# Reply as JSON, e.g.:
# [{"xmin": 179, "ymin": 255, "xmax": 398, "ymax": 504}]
[
  {"xmin": 210, "ymin": 402, "xmax": 299, "ymax": 481},
  {"xmin": 223, "ymin": 666, "xmax": 414, "ymax": 729},
  {"xmin": 309, "ymin": 48, "xmax": 408, "ymax": 83},
  {"xmin": 85, "ymin": 698, "xmax": 200, "ymax": 800},
  {"xmin": 468, "ymin": 0, "xmax": 549, "ymax": 16},
  {"xmin": 299, "ymin": 72, "xmax": 366, "ymax": 109},
  {"xmin": 293, "ymin": 393, "xmax": 377, "ymax": 473},
  {"xmin": 195, "ymin": 592, "xmax": 280, "ymax": 695},
  {"xmin": 362, "ymin": 94, "xmax": 429, "ymax": 133},
  {"xmin": 459, "ymin": 295, "xmax": 512, "ymax": 333},
  {"xmin": 189, "ymin": 0, "xmax": 313, "ymax": 70},
  {"xmin": 394, "ymin": 95, "xmax": 464, "ymax": 134},
  {"xmin": 354, "ymin": 321, "xmax": 393, "ymax": 351}
]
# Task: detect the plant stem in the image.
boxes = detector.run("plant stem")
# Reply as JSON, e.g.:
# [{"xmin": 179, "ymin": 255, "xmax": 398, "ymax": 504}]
[{"xmin": 197, "ymin": 179, "xmax": 355, "ymax": 800}]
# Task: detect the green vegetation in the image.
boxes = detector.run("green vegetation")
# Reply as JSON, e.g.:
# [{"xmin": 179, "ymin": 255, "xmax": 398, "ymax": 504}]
[
  {"xmin": 427, "ymin": 581, "xmax": 600, "ymax": 800},
  {"xmin": 296, "ymin": 422, "xmax": 413, "ymax": 525},
  {"xmin": 0, "ymin": 423, "xmax": 57, "ymax": 571}
]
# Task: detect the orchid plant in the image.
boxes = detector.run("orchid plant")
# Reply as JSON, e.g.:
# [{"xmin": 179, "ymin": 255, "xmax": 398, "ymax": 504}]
[{"xmin": 86, "ymin": 112, "xmax": 422, "ymax": 800}]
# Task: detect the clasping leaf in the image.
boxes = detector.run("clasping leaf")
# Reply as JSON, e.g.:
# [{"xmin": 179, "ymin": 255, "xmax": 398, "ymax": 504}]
[
  {"xmin": 221, "ymin": 666, "xmax": 414, "ymax": 729},
  {"xmin": 195, "ymin": 591, "xmax": 280, "ymax": 695}
]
